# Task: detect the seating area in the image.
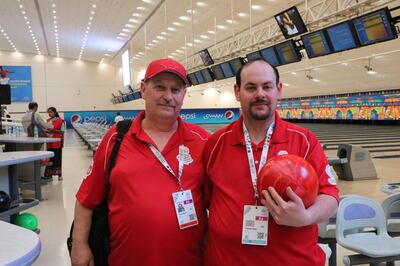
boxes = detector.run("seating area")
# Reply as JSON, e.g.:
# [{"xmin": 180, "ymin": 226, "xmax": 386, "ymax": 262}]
[
  {"xmin": 318, "ymin": 192, "xmax": 400, "ymax": 266},
  {"xmin": 72, "ymin": 121, "xmax": 111, "ymax": 153}
]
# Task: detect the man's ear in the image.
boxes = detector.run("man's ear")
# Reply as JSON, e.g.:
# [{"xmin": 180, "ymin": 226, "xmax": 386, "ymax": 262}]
[{"xmin": 234, "ymin": 84, "xmax": 240, "ymax": 102}]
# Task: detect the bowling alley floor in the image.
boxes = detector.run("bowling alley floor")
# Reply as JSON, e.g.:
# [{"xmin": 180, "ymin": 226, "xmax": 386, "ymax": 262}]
[{"xmin": 25, "ymin": 128, "xmax": 400, "ymax": 266}]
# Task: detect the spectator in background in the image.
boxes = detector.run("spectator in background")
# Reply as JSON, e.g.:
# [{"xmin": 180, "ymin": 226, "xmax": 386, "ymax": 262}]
[
  {"xmin": 44, "ymin": 107, "xmax": 65, "ymax": 181},
  {"xmin": 114, "ymin": 112, "xmax": 124, "ymax": 123},
  {"xmin": 21, "ymin": 102, "xmax": 52, "ymax": 137}
]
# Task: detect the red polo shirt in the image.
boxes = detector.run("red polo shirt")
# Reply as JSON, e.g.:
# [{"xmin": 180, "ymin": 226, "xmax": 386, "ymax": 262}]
[
  {"xmin": 204, "ymin": 114, "xmax": 339, "ymax": 266},
  {"xmin": 77, "ymin": 111, "xmax": 209, "ymax": 266}
]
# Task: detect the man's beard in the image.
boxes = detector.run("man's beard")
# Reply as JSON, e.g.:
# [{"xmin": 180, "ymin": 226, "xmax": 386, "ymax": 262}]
[{"xmin": 249, "ymin": 100, "xmax": 273, "ymax": 121}]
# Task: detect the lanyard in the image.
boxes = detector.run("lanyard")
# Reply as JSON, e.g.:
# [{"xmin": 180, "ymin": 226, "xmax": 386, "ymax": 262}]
[
  {"xmin": 243, "ymin": 121, "xmax": 274, "ymax": 200},
  {"xmin": 148, "ymin": 144, "xmax": 184, "ymax": 191}
]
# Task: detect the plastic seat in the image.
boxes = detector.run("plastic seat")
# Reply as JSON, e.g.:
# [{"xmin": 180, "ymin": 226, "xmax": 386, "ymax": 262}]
[
  {"xmin": 382, "ymin": 192, "xmax": 400, "ymax": 234},
  {"xmin": 336, "ymin": 195, "xmax": 400, "ymax": 265}
]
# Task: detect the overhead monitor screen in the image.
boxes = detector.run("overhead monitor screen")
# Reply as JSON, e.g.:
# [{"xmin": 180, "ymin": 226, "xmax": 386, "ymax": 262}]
[
  {"xmin": 211, "ymin": 65, "xmax": 225, "ymax": 80},
  {"xmin": 201, "ymin": 68, "xmax": 214, "ymax": 83},
  {"xmin": 352, "ymin": 8, "xmax": 397, "ymax": 46},
  {"xmin": 275, "ymin": 6, "xmax": 307, "ymax": 39},
  {"xmin": 194, "ymin": 71, "xmax": 206, "ymax": 84},
  {"xmin": 187, "ymin": 73, "xmax": 199, "ymax": 86},
  {"xmin": 301, "ymin": 30, "xmax": 332, "ymax": 58},
  {"xmin": 198, "ymin": 49, "xmax": 214, "ymax": 66},
  {"xmin": 246, "ymin": 51, "xmax": 262, "ymax": 61},
  {"xmin": 229, "ymin": 58, "xmax": 244, "ymax": 75},
  {"xmin": 220, "ymin": 62, "xmax": 234, "ymax": 78},
  {"xmin": 326, "ymin": 21, "xmax": 359, "ymax": 52},
  {"xmin": 260, "ymin": 47, "xmax": 280, "ymax": 67},
  {"xmin": 274, "ymin": 40, "xmax": 301, "ymax": 65}
]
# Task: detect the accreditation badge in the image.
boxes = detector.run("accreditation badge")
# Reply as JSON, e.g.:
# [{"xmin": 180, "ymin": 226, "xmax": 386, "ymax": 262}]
[
  {"xmin": 172, "ymin": 189, "xmax": 199, "ymax": 229},
  {"xmin": 241, "ymin": 205, "xmax": 269, "ymax": 246}
]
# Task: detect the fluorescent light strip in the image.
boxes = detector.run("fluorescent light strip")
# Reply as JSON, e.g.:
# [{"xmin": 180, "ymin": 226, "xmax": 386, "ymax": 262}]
[
  {"xmin": 18, "ymin": 4, "xmax": 40, "ymax": 54},
  {"xmin": 79, "ymin": 1, "xmax": 96, "ymax": 60},
  {"xmin": 51, "ymin": 1, "xmax": 60, "ymax": 57},
  {"xmin": 0, "ymin": 25, "xmax": 18, "ymax": 51}
]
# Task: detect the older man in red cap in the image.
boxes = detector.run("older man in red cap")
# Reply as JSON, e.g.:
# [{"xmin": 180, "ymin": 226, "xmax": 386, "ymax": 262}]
[{"xmin": 71, "ymin": 58, "xmax": 209, "ymax": 266}]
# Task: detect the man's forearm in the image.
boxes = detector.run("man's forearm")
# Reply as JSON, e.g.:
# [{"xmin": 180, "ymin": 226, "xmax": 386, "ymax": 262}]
[
  {"xmin": 306, "ymin": 194, "xmax": 338, "ymax": 225},
  {"xmin": 73, "ymin": 200, "xmax": 93, "ymax": 244}
]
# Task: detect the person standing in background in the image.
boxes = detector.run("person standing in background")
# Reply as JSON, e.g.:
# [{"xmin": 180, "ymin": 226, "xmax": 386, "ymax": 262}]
[
  {"xmin": 21, "ymin": 102, "xmax": 52, "ymax": 137},
  {"xmin": 114, "ymin": 112, "xmax": 124, "ymax": 123},
  {"xmin": 44, "ymin": 107, "xmax": 65, "ymax": 181}
]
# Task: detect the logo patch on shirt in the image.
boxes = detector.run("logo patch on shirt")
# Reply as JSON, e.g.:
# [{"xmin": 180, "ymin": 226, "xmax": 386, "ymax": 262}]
[
  {"xmin": 277, "ymin": 150, "xmax": 288, "ymax": 156},
  {"xmin": 177, "ymin": 145, "xmax": 193, "ymax": 165},
  {"xmin": 325, "ymin": 164, "xmax": 337, "ymax": 185},
  {"xmin": 85, "ymin": 159, "xmax": 94, "ymax": 178}
]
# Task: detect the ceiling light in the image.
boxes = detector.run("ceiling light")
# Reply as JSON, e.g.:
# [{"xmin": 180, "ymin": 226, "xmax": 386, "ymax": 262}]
[
  {"xmin": 196, "ymin": 2, "xmax": 206, "ymax": 7},
  {"xmin": 176, "ymin": 49, "xmax": 183, "ymax": 53},
  {"xmin": 179, "ymin": 16, "xmax": 190, "ymax": 21},
  {"xmin": 19, "ymin": 4, "xmax": 23, "ymax": 8},
  {"xmin": 251, "ymin": 5, "xmax": 263, "ymax": 10},
  {"xmin": 226, "ymin": 19, "xmax": 233, "ymax": 24},
  {"xmin": 290, "ymin": 72, "xmax": 297, "ymax": 75},
  {"xmin": 89, "ymin": 17, "xmax": 93, "ymax": 20},
  {"xmin": 172, "ymin": 22, "xmax": 182, "ymax": 26},
  {"xmin": 53, "ymin": 10, "xmax": 56, "ymax": 13},
  {"xmin": 187, "ymin": 42, "xmax": 193, "ymax": 46},
  {"xmin": 142, "ymin": 0, "xmax": 153, "ymax": 3},
  {"xmin": 237, "ymin": 12, "xmax": 247, "ymax": 17},
  {"xmin": 122, "ymin": 29, "xmax": 131, "ymax": 32},
  {"xmin": 167, "ymin": 27, "xmax": 176, "ymax": 31},
  {"xmin": 104, "ymin": 53, "xmax": 111, "ymax": 56},
  {"xmin": 156, "ymin": 36, "xmax": 165, "ymax": 40},
  {"xmin": 187, "ymin": 9, "xmax": 196, "ymax": 14},
  {"xmin": 216, "ymin": 25, "xmax": 225, "ymax": 29},
  {"xmin": 152, "ymin": 39, "xmax": 159, "ymax": 43},
  {"xmin": 200, "ymin": 35, "xmax": 209, "ymax": 39},
  {"xmin": 194, "ymin": 39, "xmax": 202, "ymax": 43},
  {"xmin": 208, "ymin": 30, "xmax": 215, "ymax": 34},
  {"xmin": 161, "ymin": 31, "xmax": 166, "ymax": 35},
  {"xmin": 52, "ymin": 4, "xmax": 56, "ymax": 7},
  {"xmin": 137, "ymin": 6, "xmax": 145, "ymax": 10},
  {"xmin": 125, "ymin": 24, "xmax": 135, "ymax": 28},
  {"xmin": 129, "ymin": 19, "xmax": 139, "ymax": 23},
  {"xmin": 132, "ymin": 13, "xmax": 141, "ymax": 17},
  {"xmin": 92, "ymin": 4, "xmax": 96, "ymax": 8},
  {"xmin": 119, "ymin": 32, "xmax": 128, "ymax": 36}
]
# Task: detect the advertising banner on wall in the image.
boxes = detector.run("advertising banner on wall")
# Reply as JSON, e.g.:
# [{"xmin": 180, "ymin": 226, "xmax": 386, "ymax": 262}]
[
  {"xmin": 64, "ymin": 108, "xmax": 240, "ymax": 127},
  {"xmin": 277, "ymin": 90, "xmax": 400, "ymax": 120},
  {"xmin": 0, "ymin": 65, "xmax": 32, "ymax": 102}
]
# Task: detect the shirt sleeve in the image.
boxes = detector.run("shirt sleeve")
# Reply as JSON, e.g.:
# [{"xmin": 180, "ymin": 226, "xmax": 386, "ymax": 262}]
[
  {"xmin": 305, "ymin": 132, "xmax": 340, "ymax": 203},
  {"xmin": 76, "ymin": 126, "xmax": 117, "ymax": 209}
]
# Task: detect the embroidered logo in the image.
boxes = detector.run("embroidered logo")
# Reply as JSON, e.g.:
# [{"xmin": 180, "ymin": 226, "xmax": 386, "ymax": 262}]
[
  {"xmin": 325, "ymin": 164, "xmax": 337, "ymax": 185},
  {"xmin": 177, "ymin": 145, "xmax": 193, "ymax": 165},
  {"xmin": 277, "ymin": 150, "xmax": 288, "ymax": 156},
  {"xmin": 85, "ymin": 160, "xmax": 94, "ymax": 178}
]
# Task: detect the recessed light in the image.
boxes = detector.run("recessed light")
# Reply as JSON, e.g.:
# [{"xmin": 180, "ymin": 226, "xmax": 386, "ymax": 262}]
[
  {"xmin": 251, "ymin": 5, "xmax": 263, "ymax": 10},
  {"xmin": 132, "ymin": 13, "xmax": 141, "ymax": 17},
  {"xmin": 200, "ymin": 35, "xmax": 208, "ymax": 39},
  {"xmin": 167, "ymin": 27, "xmax": 176, "ymax": 31},
  {"xmin": 92, "ymin": 4, "xmax": 96, "ymax": 8},
  {"xmin": 179, "ymin": 16, "xmax": 190, "ymax": 21},
  {"xmin": 237, "ymin": 12, "xmax": 247, "ymax": 17},
  {"xmin": 176, "ymin": 49, "xmax": 183, "ymax": 53},
  {"xmin": 129, "ymin": 19, "xmax": 139, "ymax": 23},
  {"xmin": 91, "ymin": 11, "xmax": 95, "ymax": 14},
  {"xmin": 216, "ymin": 25, "xmax": 225, "ymax": 29},
  {"xmin": 290, "ymin": 72, "xmax": 297, "ymax": 75},
  {"xmin": 137, "ymin": 6, "xmax": 145, "ymax": 10},
  {"xmin": 196, "ymin": 2, "xmax": 206, "ymax": 7},
  {"xmin": 19, "ymin": 4, "xmax": 23, "ymax": 8},
  {"xmin": 194, "ymin": 39, "xmax": 202, "ymax": 43},
  {"xmin": 172, "ymin": 22, "xmax": 182, "ymax": 26},
  {"xmin": 208, "ymin": 30, "xmax": 215, "ymax": 34},
  {"xmin": 52, "ymin": 4, "xmax": 56, "ymax": 7},
  {"xmin": 187, "ymin": 42, "xmax": 193, "ymax": 46},
  {"xmin": 125, "ymin": 24, "xmax": 135, "ymax": 28},
  {"xmin": 89, "ymin": 17, "xmax": 93, "ymax": 20},
  {"xmin": 152, "ymin": 39, "xmax": 159, "ymax": 43},
  {"xmin": 157, "ymin": 36, "xmax": 165, "ymax": 40},
  {"xmin": 226, "ymin": 19, "xmax": 233, "ymax": 24},
  {"xmin": 53, "ymin": 10, "xmax": 56, "ymax": 13}
]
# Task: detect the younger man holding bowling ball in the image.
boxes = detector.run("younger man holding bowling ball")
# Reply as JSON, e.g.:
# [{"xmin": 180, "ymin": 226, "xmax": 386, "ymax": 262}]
[{"xmin": 203, "ymin": 58, "xmax": 339, "ymax": 265}]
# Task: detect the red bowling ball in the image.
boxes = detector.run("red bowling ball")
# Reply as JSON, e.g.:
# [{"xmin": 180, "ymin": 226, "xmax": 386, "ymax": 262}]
[{"xmin": 257, "ymin": 154, "xmax": 319, "ymax": 207}]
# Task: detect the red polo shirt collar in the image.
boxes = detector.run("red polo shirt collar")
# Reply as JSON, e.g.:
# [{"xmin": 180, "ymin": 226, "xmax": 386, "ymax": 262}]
[
  {"xmin": 129, "ymin": 111, "xmax": 195, "ymax": 145},
  {"xmin": 229, "ymin": 112, "xmax": 289, "ymax": 146}
]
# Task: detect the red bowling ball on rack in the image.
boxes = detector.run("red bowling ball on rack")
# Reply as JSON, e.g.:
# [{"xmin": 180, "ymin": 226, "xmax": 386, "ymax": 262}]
[{"xmin": 257, "ymin": 154, "xmax": 319, "ymax": 208}]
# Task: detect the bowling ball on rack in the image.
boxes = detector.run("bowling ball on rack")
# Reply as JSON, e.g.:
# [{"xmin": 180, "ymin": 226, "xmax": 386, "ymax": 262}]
[
  {"xmin": 0, "ymin": 191, "xmax": 11, "ymax": 212},
  {"xmin": 13, "ymin": 212, "xmax": 39, "ymax": 231},
  {"xmin": 257, "ymin": 154, "xmax": 319, "ymax": 208}
]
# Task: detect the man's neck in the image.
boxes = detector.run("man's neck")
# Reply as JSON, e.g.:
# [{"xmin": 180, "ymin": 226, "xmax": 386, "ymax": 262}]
[
  {"xmin": 243, "ymin": 115, "xmax": 275, "ymax": 145},
  {"xmin": 142, "ymin": 116, "xmax": 178, "ymax": 134}
]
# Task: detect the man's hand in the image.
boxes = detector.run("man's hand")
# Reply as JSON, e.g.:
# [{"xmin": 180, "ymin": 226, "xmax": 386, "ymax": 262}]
[
  {"xmin": 71, "ymin": 241, "xmax": 94, "ymax": 266},
  {"xmin": 260, "ymin": 187, "xmax": 312, "ymax": 227}
]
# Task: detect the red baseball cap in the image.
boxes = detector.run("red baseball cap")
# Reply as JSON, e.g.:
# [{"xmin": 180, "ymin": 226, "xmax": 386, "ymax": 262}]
[{"xmin": 143, "ymin": 58, "xmax": 189, "ymax": 86}]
